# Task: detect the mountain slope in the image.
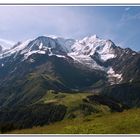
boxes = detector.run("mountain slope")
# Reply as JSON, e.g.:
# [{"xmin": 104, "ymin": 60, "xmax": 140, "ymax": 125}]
[
  {"xmin": 0, "ymin": 35, "xmax": 139, "ymax": 86},
  {"xmin": 101, "ymin": 81, "xmax": 140, "ymax": 107},
  {"xmin": 0, "ymin": 35, "xmax": 139, "ymax": 108},
  {"xmin": 8, "ymin": 108, "xmax": 140, "ymax": 134},
  {"xmin": 0, "ymin": 53, "xmax": 107, "ymax": 108},
  {"xmin": 0, "ymin": 34, "xmax": 140, "ymax": 133}
]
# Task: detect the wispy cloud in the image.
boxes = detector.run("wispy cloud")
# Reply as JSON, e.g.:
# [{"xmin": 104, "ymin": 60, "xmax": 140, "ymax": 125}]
[
  {"xmin": 0, "ymin": 38, "xmax": 15, "ymax": 45},
  {"xmin": 121, "ymin": 13, "xmax": 140, "ymax": 22},
  {"xmin": 124, "ymin": 7, "xmax": 131, "ymax": 11},
  {"xmin": 118, "ymin": 11, "xmax": 140, "ymax": 27},
  {"xmin": 0, "ymin": 6, "xmax": 113, "ymax": 41},
  {"xmin": 0, "ymin": 6, "xmax": 139, "ymax": 51}
]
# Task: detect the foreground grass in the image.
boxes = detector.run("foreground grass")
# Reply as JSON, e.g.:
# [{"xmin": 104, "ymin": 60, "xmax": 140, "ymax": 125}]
[{"xmin": 8, "ymin": 108, "xmax": 140, "ymax": 134}]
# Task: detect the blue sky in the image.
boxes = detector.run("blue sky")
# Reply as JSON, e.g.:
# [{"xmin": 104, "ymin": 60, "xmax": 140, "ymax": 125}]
[{"xmin": 0, "ymin": 6, "xmax": 140, "ymax": 51}]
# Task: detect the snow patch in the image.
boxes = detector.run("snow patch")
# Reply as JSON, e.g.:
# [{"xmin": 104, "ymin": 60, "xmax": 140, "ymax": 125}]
[
  {"xmin": 107, "ymin": 67, "xmax": 123, "ymax": 85},
  {"xmin": 39, "ymin": 43, "xmax": 43, "ymax": 49},
  {"xmin": 47, "ymin": 35, "xmax": 60, "ymax": 39},
  {"xmin": 29, "ymin": 58, "xmax": 35, "ymax": 63},
  {"xmin": 24, "ymin": 50, "xmax": 46, "ymax": 59},
  {"xmin": 100, "ymin": 54, "xmax": 115, "ymax": 61},
  {"xmin": 55, "ymin": 54, "xmax": 66, "ymax": 58},
  {"xmin": 0, "ymin": 39, "xmax": 32, "ymax": 59},
  {"xmin": 68, "ymin": 53, "xmax": 105, "ymax": 70},
  {"xmin": 48, "ymin": 48, "xmax": 53, "ymax": 56}
]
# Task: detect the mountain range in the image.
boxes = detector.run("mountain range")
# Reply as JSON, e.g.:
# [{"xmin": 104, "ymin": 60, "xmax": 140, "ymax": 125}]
[{"xmin": 0, "ymin": 34, "xmax": 140, "ymax": 132}]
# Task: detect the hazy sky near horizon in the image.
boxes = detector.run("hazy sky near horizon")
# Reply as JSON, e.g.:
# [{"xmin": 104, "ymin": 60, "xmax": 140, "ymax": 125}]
[{"xmin": 0, "ymin": 6, "xmax": 140, "ymax": 51}]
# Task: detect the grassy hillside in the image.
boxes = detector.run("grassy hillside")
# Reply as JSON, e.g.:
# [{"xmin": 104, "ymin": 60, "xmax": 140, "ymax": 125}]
[
  {"xmin": 8, "ymin": 108, "xmax": 140, "ymax": 134},
  {"xmin": 0, "ymin": 91, "xmax": 126, "ymax": 133},
  {"xmin": 40, "ymin": 91, "xmax": 111, "ymax": 118}
]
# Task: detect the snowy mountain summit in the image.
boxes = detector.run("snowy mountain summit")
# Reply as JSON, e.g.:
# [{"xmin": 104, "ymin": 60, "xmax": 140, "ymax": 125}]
[
  {"xmin": 68, "ymin": 35, "xmax": 116, "ymax": 70},
  {"xmin": 0, "ymin": 34, "xmax": 138, "ymax": 85},
  {"xmin": 70, "ymin": 34, "xmax": 116, "ymax": 61},
  {"xmin": 0, "ymin": 35, "xmax": 116, "ymax": 62}
]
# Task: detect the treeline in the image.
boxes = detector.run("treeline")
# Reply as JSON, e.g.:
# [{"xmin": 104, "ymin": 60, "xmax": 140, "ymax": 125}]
[
  {"xmin": 0, "ymin": 103, "xmax": 66, "ymax": 133},
  {"xmin": 102, "ymin": 81, "xmax": 140, "ymax": 107}
]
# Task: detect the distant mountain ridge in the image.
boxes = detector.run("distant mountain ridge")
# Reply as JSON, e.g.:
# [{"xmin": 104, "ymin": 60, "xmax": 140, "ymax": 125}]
[
  {"xmin": 0, "ymin": 34, "xmax": 139, "ymax": 107},
  {"xmin": 0, "ymin": 38, "xmax": 15, "ymax": 53},
  {"xmin": 0, "ymin": 35, "xmax": 139, "ymax": 85}
]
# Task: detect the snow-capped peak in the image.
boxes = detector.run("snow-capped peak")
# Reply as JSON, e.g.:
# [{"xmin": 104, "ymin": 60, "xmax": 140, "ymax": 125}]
[
  {"xmin": 0, "ymin": 36, "xmax": 75, "ymax": 60},
  {"xmin": 0, "ymin": 34, "xmax": 125, "ymax": 85},
  {"xmin": 0, "ymin": 35, "xmax": 117, "ymax": 64},
  {"xmin": 47, "ymin": 35, "xmax": 59, "ymax": 39},
  {"xmin": 69, "ymin": 35, "xmax": 116, "ymax": 60},
  {"xmin": 79, "ymin": 34, "xmax": 99, "ymax": 44},
  {"xmin": 0, "ymin": 38, "xmax": 15, "ymax": 52},
  {"xmin": 91, "ymin": 34, "xmax": 98, "ymax": 39},
  {"xmin": 67, "ymin": 35, "xmax": 117, "ymax": 71},
  {"xmin": 0, "ymin": 34, "xmax": 117, "ymax": 64},
  {"xmin": 85, "ymin": 34, "xmax": 99, "ymax": 40}
]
